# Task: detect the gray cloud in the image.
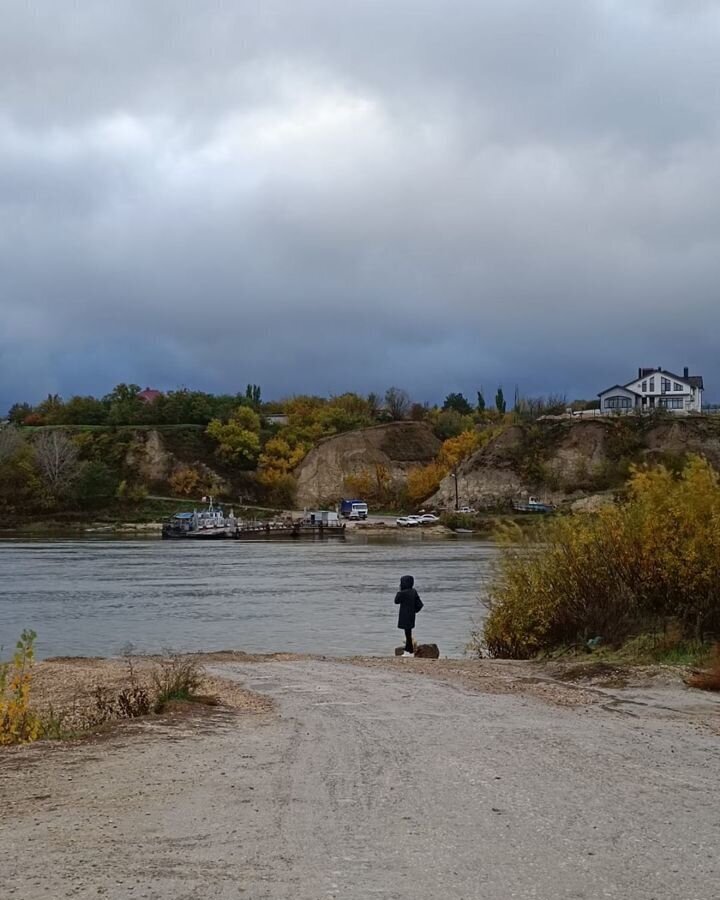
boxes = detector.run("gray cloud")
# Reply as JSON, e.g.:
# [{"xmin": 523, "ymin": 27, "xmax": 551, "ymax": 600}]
[{"xmin": 1, "ymin": 0, "xmax": 719, "ymax": 411}]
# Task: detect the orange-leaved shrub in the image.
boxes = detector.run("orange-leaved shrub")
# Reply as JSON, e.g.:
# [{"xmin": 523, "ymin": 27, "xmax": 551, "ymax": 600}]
[{"xmin": 483, "ymin": 457, "xmax": 720, "ymax": 658}]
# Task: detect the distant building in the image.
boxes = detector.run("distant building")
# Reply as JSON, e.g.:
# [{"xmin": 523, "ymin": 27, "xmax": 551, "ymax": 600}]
[
  {"xmin": 137, "ymin": 387, "xmax": 163, "ymax": 404},
  {"xmin": 264, "ymin": 414, "xmax": 289, "ymax": 426},
  {"xmin": 598, "ymin": 367, "xmax": 704, "ymax": 414}
]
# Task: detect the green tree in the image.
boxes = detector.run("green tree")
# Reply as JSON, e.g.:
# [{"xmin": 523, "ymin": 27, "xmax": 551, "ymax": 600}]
[
  {"xmin": 245, "ymin": 384, "xmax": 262, "ymax": 407},
  {"xmin": 0, "ymin": 444, "xmax": 43, "ymax": 512},
  {"xmin": 495, "ymin": 387, "xmax": 506, "ymax": 414},
  {"xmin": 156, "ymin": 390, "xmax": 215, "ymax": 425},
  {"xmin": 317, "ymin": 394, "xmax": 372, "ymax": 434},
  {"xmin": 476, "ymin": 391, "xmax": 486, "ymax": 413},
  {"xmin": 6, "ymin": 403, "xmax": 33, "ymax": 425},
  {"xmin": 230, "ymin": 406, "xmax": 262, "ymax": 432},
  {"xmin": 54, "ymin": 395, "xmax": 108, "ymax": 425},
  {"xmin": 442, "ymin": 392, "xmax": 473, "ymax": 415},
  {"xmin": 430, "ymin": 409, "xmax": 474, "ymax": 440},
  {"xmin": 104, "ymin": 384, "xmax": 143, "ymax": 425},
  {"xmin": 206, "ymin": 406, "xmax": 262, "ymax": 467},
  {"xmin": 72, "ymin": 461, "xmax": 120, "ymax": 508},
  {"xmin": 36, "ymin": 394, "xmax": 64, "ymax": 424},
  {"xmin": 206, "ymin": 419, "xmax": 261, "ymax": 466}
]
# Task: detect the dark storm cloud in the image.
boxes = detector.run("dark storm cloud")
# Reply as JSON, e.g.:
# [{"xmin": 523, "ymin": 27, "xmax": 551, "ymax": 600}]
[{"xmin": 1, "ymin": 0, "xmax": 720, "ymax": 411}]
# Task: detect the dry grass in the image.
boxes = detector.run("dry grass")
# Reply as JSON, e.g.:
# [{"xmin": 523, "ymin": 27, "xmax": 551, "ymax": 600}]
[{"xmin": 27, "ymin": 654, "xmax": 273, "ymax": 738}]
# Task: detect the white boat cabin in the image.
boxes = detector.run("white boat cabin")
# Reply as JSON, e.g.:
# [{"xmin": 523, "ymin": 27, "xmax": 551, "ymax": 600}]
[{"xmin": 305, "ymin": 510, "xmax": 340, "ymax": 526}]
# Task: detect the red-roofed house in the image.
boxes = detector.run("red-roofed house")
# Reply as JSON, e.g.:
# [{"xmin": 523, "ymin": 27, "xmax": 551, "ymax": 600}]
[{"xmin": 138, "ymin": 387, "xmax": 163, "ymax": 404}]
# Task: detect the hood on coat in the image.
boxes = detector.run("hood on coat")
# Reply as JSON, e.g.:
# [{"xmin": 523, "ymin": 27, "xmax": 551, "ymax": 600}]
[{"xmin": 400, "ymin": 575, "xmax": 414, "ymax": 590}]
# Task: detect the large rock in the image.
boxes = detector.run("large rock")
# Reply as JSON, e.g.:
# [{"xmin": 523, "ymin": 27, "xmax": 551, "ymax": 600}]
[
  {"xmin": 393, "ymin": 643, "xmax": 440, "ymax": 658},
  {"xmin": 414, "ymin": 643, "xmax": 440, "ymax": 659},
  {"xmin": 294, "ymin": 422, "xmax": 441, "ymax": 508}
]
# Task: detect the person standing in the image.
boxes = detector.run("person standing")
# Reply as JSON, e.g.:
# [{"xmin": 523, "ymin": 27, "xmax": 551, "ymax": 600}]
[{"xmin": 394, "ymin": 575, "xmax": 423, "ymax": 656}]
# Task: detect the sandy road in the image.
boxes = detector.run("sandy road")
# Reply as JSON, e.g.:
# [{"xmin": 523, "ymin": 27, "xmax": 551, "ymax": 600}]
[{"xmin": 2, "ymin": 659, "xmax": 719, "ymax": 899}]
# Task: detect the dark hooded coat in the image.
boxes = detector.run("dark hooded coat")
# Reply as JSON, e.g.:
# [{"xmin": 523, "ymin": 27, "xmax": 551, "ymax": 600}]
[{"xmin": 395, "ymin": 575, "xmax": 423, "ymax": 630}]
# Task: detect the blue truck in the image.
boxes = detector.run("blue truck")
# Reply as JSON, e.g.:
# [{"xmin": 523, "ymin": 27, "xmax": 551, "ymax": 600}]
[{"xmin": 339, "ymin": 499, "xmax": 369, "ymax": 520}]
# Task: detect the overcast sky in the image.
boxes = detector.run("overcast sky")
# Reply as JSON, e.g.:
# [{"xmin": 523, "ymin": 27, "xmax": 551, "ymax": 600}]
[{"xmin": 2, "ymin": 1, "xmax": 719, "ymax": 411}]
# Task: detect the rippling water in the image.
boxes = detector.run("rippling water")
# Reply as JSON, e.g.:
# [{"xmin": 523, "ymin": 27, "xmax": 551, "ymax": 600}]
[{"xmin": 0, "ymin": 535, "xmax": 498, "ymax": 659}]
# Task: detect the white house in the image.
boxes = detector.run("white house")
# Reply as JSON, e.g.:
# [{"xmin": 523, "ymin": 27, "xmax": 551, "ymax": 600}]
[
  {"xmin": 598, "ymin": 367, "xmax": 704, "ymax": 414},
  {"xmin": 264, "ymin": 414, "xmax": 289, "ymax": 426}
]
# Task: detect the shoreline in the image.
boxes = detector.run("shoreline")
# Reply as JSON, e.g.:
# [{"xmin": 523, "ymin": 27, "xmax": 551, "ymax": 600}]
[
  {"xmin": 8, "ymin": 649, "xmax": 718, "ymax": 751},
  {"xmin": 0, "ymin": 520, "xmax": 458, "ymax": 538}
]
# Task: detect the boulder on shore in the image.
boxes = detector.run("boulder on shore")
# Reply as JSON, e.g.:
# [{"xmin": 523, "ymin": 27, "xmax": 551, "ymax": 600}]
[{"xmin": 394, "ymin": 643, "xmax": 440, "ymax": 658}]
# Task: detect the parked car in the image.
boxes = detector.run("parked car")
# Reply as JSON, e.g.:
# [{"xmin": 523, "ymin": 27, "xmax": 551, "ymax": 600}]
[
  {"xmin": 396, "ymin": 516, "xmax": 422, "ymax": 527},
  {"xmin": 458, "ymin": 506, "xmax": 476, "ymax": 514},
  {"xmin": 420, "ymin": 514, "xmax": 440, "ymax": 524}
]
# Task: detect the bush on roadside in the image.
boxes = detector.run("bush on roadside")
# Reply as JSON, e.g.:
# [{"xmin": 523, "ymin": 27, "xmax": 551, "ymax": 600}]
[
  {"xmin": 0, "ymin": 630, "xmax": 42, "ymax": 745},
  {"xmin": 483, "ymin": 457, "xmax": 720, "ymax": 658}
]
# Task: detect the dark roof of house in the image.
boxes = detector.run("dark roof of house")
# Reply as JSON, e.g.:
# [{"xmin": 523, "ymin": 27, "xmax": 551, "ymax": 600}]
[
  {"xmin": 629, "ymin": 368, "xmax": 704, "ymax": 391},
  {"xmin": 660, "ymin": 370, "xmax": 704, "ymax": 391},
  {"xmin": 598, "ymin": 384, "xmax": 642, "ymax": 398}
]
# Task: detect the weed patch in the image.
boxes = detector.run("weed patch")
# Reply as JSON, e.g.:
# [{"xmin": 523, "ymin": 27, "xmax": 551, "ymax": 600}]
[{"xmin": 152, "ymin": 654, "xmax": 205, "ymax": 712}]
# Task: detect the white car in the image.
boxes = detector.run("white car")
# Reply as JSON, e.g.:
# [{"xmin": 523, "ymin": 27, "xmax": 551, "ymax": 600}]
[
  {"xmin": 458, "ymin": 506, "xmax": 476, "ymax": 514},
  {"xmin": 396, "ymin": 516, "xmax": 421, "ymax": 527},
  {"xmin": 420, "ymin": 514, "xmax": 440, "ymax": 524}
]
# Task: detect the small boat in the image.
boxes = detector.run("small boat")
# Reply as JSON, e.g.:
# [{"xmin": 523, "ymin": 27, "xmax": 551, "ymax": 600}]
[
  {"xmin": 162, "ymin": 498, "xmax": 236, "ymax": 539},
  {"xmin": 512, "ymin": 496, "xmax": 555, "ymax": 514}
]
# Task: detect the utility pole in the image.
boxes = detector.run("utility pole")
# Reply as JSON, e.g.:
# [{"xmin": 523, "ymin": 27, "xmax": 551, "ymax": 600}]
[{"xmin": 451, "ymin": 471, "xmax": 459, "ymax": 511}]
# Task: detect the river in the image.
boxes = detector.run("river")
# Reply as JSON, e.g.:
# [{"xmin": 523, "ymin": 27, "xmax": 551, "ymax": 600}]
[{"xmin": 0, "ymin": 535, "xmax": 498, "ymax": 659}]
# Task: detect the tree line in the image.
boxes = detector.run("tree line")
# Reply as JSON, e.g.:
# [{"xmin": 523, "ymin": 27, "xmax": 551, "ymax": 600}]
[{"xmin": 5, "ymin": 383, "xmax": 597, "ymax": 429}]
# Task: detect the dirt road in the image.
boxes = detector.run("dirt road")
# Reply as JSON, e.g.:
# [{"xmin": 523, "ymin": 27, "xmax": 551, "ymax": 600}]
[{"xmin": 2, "ymin": 659, "xmax": 719, "ymax": 899}]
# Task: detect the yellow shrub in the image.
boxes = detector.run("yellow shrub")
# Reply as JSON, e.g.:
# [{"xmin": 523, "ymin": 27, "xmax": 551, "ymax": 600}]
[
  {"xmin": 258, "ymin": 437, "xmax": 309, "ymax": 478},
  {"xmin": 406, "ymin": 462, "xmax": 446, "ymax": 505},
  {"xmin": 169, "ymin": 466, "xmax": 201, "ymax": 496},
  {"xmin": 483, "ymin": 457, "xmax": 720, "ymax": 658},
  {"xmin": 0, "ymin": 630, "xmax": 41, "ymax": 745}
]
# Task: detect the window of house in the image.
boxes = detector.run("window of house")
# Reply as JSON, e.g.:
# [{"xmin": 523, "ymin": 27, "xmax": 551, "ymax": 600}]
[
  {"xmin": 649, "ymin": 377, "xmax": 655, "ymax": 391},
  {"xmin": 604, "ymin": 396, "xmax": 631, "ymax": 409},
  {"xmin": 673, "ymin": 382, "xmax": 683, "ymax": 391},
  {"xmin": 641, "ymin": 380, "xmax": 647, "ymax": 392},
  {"xmin": 661, "ymin": 378, "xmax": 671, "ymax": 393},
  {"xmin": 659, "ymin": 397, "xmax": 684, "ymax": 409}
]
